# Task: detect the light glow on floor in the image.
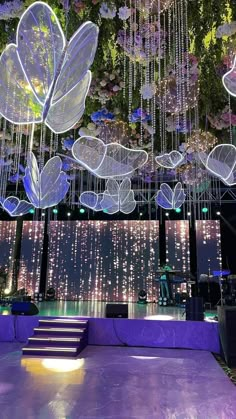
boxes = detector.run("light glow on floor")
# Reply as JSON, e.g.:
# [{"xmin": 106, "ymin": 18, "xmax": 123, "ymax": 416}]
[{"xmin": 144, "ymin": 314, "xmax": 174, "ymax": 321}]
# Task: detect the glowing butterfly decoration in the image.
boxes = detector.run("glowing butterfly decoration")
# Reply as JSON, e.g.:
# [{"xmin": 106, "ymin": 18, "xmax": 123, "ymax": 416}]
[
  {"xmin": 199, "ymin": 144, "xmax": 236, "ymax": 186},
  {"xmin": 80, "ymin": 191, "xmax": 104, "ymax": 211},
  {"xmin": 101, "ymin": 178, "xmax": 136, "ymax": 214},
  {"xmin": 222, "ymin": 57, "xmax": 236, "ymax": 97},
  {"xmin": 72, "ymin": 136, "xmax": 148, "ymax": 178},
  {"xmin": 0, "ymin": 197, "xmax": 34, "ymax": 216},
  {"xmin": 23, "ymin": 152, "xmax": 70, "ymax": 208},
  {"xmin": 0, "ymin": 2, "xmax": 99, "ymax": 133},
  {"xmin": 155, "ymin": 151, "xmax": 184, "ymax": 169},
  {"xmin": 156, "ymin": 182, "xmax": 186, "ymax": 209}
]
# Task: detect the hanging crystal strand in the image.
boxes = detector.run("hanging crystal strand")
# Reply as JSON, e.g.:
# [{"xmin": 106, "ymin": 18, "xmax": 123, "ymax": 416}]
[
  {"xmin": 145, "ymin": 0, "xmax": 150, "ymax": 115},
  {"xmin": 138, "ymin": 0, "xmax": 143, "ymax": 145},
  {"xmin": 157, "ymin": 0, "xmax": 163, "ymax": 152},
  {"xmin": 123, "ymin": 1, "xmax": 128, "ymax": 99},
  {"xmin": 229, "ymin": 94, "xmax": 233, "ymax": 144},
  {"xmin": 168, "ymin": 7, "xmax": 171, "ymax": 60},
  {"xmin": 14, "ymin": 130, "xmax": 23, "ymax": 195},
  {"xmin": 180, "ymin": 0, "xmax": 187, "ymax": 137},
  {"xmin": 128, "ymin": 0, "xmax": 133, "ymax": 122},
  {"xmin": 184, "ymin": 0, "xmax": 190, "ymax": 93},
  {"xmin": 133, "ymin": 1, "xmax": 137, "ymax": 90},
  {"xmin": 49, "ymin": 130, "xmax": 54, "ymax": 158},
  {"xmin": 0, "ymin": 119, "xmax": 7, "ymax": 199},
  {"xmin": 151, "ymin": 14, "xmax": 156, "ymax": 169},
  {"xmin": 163, "ymin": 11, "xmax": 167, "ymax": 153}
]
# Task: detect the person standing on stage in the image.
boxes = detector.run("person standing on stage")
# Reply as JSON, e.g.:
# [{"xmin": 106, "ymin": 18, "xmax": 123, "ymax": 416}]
[{"xmin": 160, "ymin": 263, "xmax": 171, "ymax": 300}]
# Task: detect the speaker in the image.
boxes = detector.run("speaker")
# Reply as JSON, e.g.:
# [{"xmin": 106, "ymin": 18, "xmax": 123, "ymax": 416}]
[
  {"xmin": 185, "ymin": 297, "xmax": 204, "ymax": 321},
  {"xmin": 105, "ymin": 304, "xmax": 128, "ymax": 318},
  {"xmin": 218, "ymin": 306, "xmax": 236, "ymax": 367},
  {"xmin": 11, "ymin": 301, "xmax": 39, "ymax": 315}
]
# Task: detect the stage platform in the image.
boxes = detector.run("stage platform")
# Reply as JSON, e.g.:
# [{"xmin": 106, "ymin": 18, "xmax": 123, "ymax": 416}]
[{"xmin": 0, "ymin": 301, "xmax": 220, "ymax": 353}]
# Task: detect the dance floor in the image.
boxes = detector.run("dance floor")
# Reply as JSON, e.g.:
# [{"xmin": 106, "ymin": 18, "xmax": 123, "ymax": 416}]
[
  {"xmin": 0, "ymin": 300, "xmax": 217, "ymax": 321},
  {"xmin": 0, "ymin": 343, "xmax": 235, "ymax": 419}
]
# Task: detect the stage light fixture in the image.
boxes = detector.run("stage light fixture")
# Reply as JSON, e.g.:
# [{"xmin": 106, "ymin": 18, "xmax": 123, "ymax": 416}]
[
  {"xmin": 137, "ymin": 289, "xmax": 147, "ymax": 304},
  {"xmin": 79, "ymin": 208, "xmax": 85, "ymax": 214},
  {"xmin": 29, "ymin": 208, "xmax": 35, "ymax": 214},
  {"xmin": 202, "ymin": 207, "xmax": 208, "ymax": 213},
  {"xmin": 175, "ymin": 208, "xmax": 181, "ymax": 213},
  {"xmin": 52, "ymin": 208, "xmax": 58, "ymax": 214}
]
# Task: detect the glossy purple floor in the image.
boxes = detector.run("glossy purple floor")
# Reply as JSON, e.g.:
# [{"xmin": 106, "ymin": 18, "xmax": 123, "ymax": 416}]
[{"xmin": 0, "ymin": 344, "xmax": 235, "ymax": 419}]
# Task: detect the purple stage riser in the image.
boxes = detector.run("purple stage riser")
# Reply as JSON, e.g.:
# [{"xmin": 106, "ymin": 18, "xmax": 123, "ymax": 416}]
[
  {"xmin": 34, "ymin": 328, "xmax": 87, "ymax": 337},
  {"xmin": 0, "ymin": 316, "xmax": 220, "ymax": 353},
  {"xmin": 22, "ymin": 348, "xmax": 84, "ymax": 357},
  {"xmin": 27, "ymin": 338, "xmax": 85, "ymax": 347},
  {"xmin": 38, "ymin": 319, "xmax": 88, "ymax": 328}
]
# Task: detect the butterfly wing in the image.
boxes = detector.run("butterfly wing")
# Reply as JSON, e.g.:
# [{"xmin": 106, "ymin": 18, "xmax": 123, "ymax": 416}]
[
  {"xmin": 45, "ymin": 71, "xmax": 91, "ymax": 133},
  {"xmin": 16, "ymin": 1, "xmax": 65, "ymax": 105},
  {"xmin": 0, "ymin": 45, "xmax": 43, "ymax": 124},
  {"xmin": 52, "ymin": 21, "xmax": 98, "ymax": 104}
]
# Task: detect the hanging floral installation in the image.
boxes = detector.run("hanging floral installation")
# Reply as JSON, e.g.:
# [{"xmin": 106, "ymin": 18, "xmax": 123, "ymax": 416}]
[{"xmin": 0, "ymin": 0, "xmax": 236, "ymax": 216}]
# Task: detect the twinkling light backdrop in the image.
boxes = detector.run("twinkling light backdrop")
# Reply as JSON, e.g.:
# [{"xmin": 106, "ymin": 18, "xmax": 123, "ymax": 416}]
[
  {"xmin": 47, "ymin": 221, "xmax": 160, "ymax": 301},
  {"xmin": 165, "ymin": 220, "xmax": 191, "ymax": 271},
  {"xmin": 195, "ymin": 220, "xmax": 222, "ymax": 275},
  {"xmin": 0, "ymin": 221, "xmax": 17, "ymax": 290},
  {"xmin": 165, "ymin": 220, "xmax": 191, "ymax": 292},
  {"xmin": 17, "ymin": 221, "xmax": 45, "ymax": 295}
]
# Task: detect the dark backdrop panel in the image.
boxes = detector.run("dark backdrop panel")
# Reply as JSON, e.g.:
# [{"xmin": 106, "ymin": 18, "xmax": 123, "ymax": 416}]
[
  {"xmin": 195, "ymin": 220, "xmax": 222, "ymax": 276},
  {"xmin": 17, "ymin": 221, "xmax": 45, "ymax": 295},
  {"xmin": 47, "ymin": 221, "xmax": 160, "ymax": 302},
  {"xmin": 0, "ymin": 221, "xmax": 17, "ymax": 290}
]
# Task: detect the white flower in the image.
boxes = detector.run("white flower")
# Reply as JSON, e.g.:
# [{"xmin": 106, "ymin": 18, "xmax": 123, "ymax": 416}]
[
  {"xmin": 216, "ymin": 22, "xmax": 236, "ymax": 38},
  {"xmin": 118, "ymin": 6, "xmax": 131, "ymax": 20},
  {"xmin": 140, "ymin": 83, "xmax": 156, "ymax": 100},
  {"xmin": 99, "ymin": 3, "xmax": 116, "ymax": 19}
]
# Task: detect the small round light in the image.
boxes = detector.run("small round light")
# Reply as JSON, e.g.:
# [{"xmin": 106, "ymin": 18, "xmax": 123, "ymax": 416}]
[
  {"xmin": 42, "ymin": 212, "xmax": 45, "ymax": 217},
  {"xmin": 216, "ymin": 211, "xmax": 221, "ymax": 216},
  {"xmin": 79, "ymin": 208, "xmax": 85, "ymax": 214},
  {"xmin": 165, "ymin": 212, "xmax": 169, "ymax": 217},
  {"xmin": 175, "ymin": 208, "xmax": 181, "ymax": 213},
  {"xmin": 202, "ymin": 207, "xmax": 208, "ymax": 213},
  {"xmin": 140, "ymin": 212, "xmax": 143, "ymax": 216},
  {"xmin": 52, "ymin": 208, "xmax": 58, "ymax": 214},
  {"xmin": 4, "ymin": 288, "xmax": 10, "ymax": 295},
  {"xmin": 67, "ymin": 212, "xmax": 71, "ymax": 217},
  {"xmin": 103, "ymin": 209, "xmax": 108, "ymax": 213},
  {"xmin": 187, "ymin": 212, "xmax": 191, "ymax": 216},
  {"xmin": 29, "ymin": 208, "xmax": 35, "ymax": 214}
]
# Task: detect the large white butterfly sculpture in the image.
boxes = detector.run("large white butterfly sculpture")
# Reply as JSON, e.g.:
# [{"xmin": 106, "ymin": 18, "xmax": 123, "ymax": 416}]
[{"xmin": 0, "ymin": 1, "xmax": 99, "ymax": 133}]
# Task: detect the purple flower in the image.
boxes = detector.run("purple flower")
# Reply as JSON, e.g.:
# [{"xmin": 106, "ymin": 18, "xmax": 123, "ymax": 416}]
[
  {"xmin": 91, "ymin": 109, "xmax": 115, "ymax": 125},
  {"xmin": 62, "ymin": 137, "xmax": 75, "ymax": 151},
  {"xmin": 99, "ymin": 3, "xmax": 116, "ymax": 19},
  {"xmin": 118, "ymin": 6, "xmax": 131, "ymax": 20},
  {"xmin": 129, "ymin": 108, "xmax": 151, "ymax": 123}
]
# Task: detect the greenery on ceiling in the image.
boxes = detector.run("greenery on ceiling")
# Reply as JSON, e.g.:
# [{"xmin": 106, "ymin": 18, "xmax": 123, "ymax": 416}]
[{"xmin": 0, "ymin": 0, "xmax": 236, "ymax": 136}]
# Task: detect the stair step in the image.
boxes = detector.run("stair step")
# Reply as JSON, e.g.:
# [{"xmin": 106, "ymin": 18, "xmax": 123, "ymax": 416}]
[
  {"xmin": 28, "ymin": 336, "xmax": 83, "ymax": 347},
  {"xmin": 39, "ymin": 319, "xmax": 88, "ymax": 328},
  {"xmin": 22, "ymin": 346, "xmax": 79, "ymax": 357},
  {"xmin": 34, "ymin": 327, "xmax": 87, "ymax": 336}
]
